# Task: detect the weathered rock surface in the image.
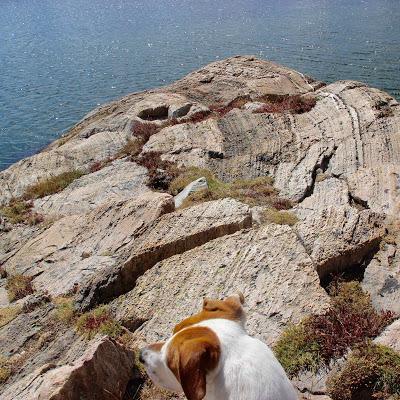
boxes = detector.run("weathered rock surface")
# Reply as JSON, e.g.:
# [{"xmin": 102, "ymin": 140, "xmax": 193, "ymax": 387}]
[
  {"xmin": 1, "ymin": 336, "xmax": 137, "ymax": 400},
  {"xmin": 294, "ymin": 177, "xmax": 385, "ymax": 282},
  {"xmin": 78, "ymin": 198, "xmax": 252, "ymax": 309},
  {"xmin": 374, "ymin": 318, "xmax": 400, "ymax": 353},
  {"xmin": 0, "ymin": 56, "xmax": 399, "ymax": 398},
  {"xmin": 113, "ymin": 224, "xmax": 329, "ymax": 346},
  {"xmin": 34, "ymin": 159, "xmax": 149, "ymax": 217},
  {"xmin": 3, "ymin": 192, "xmax": 174, "ymax": 297}
]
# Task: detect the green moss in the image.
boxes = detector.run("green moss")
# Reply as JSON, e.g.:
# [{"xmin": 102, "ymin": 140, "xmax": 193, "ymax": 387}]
[
  {"xmin": 327, "ymin": 342, "xmax": 400, "ymax": 400},
  {"xmin": 274, "ymin": 322, "xmax": 321, "ymax": 377},
  {"xmin": 6, "ymin": 274, "xmax": 34, "ymax": 302},
  {"xmin": 0, "ymin": 306, "xmax": 21, "ymax": 328},
  {"xmin": 261, "ymin": 208, "xmax": 299, "ymax": 226},
  {"xmin": 23, "ymin": 170, "xmax": 84, "ymax": 200},
  {"xmin": 76, "ymin": 306, "xmax": 122, "ymax": 340}
]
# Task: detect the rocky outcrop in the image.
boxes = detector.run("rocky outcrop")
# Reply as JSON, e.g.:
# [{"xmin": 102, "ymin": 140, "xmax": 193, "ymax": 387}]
[
  {"xmin": 0, "ymin": 56, "xmax": 399, "ymax": 399},
  {"xmin": 114, "ymin": 224, "xmax": 329, "ymax": 346},
  {"xmin": 1, "ymin": 337, "xmax": 137, "ymax": 400}
]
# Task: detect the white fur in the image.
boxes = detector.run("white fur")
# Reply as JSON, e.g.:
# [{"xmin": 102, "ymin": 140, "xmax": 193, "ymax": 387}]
[{"xmin": 141, "ymin": 318, "xmax": 298, "ymax": 400}]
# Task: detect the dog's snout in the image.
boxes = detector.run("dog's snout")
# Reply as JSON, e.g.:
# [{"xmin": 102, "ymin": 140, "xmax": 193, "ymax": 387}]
[{"xmin": 139, "ymin": 348, "xmax": 146, "ymax": 364}]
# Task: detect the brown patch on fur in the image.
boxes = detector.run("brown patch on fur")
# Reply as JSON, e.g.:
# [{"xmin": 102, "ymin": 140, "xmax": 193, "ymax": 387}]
[
  {"xmin": 173, "ymin": 294, "xmax": 244, "ymax": 334},
  {"xmin": 167, "ymin": 326, "xmax": 220, "ymax": 400},
  {"xmin": 148, "ymin": 342, "xmax": 165, "ymax": 352}
]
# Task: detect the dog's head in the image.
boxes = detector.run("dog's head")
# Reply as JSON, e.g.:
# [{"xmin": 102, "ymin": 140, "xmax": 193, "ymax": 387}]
[{"xmin": 139, "ymin": 293, "xmax": 245, "ymax": 400}]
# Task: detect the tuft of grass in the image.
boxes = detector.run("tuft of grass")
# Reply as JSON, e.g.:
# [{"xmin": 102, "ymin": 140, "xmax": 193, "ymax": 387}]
[
  {"xmin": 274, "ymin": 282, "xmax": 395, "ymax": 377},
  {"xmin": 54, "ymin": 297, "xmax": 76, "ymax": 324},
  {"xmin": 168, "ymin": 166, "xmax": 219, "ymax": 195},
  {"xmin": 327, "ymin": 342, "xmax": 400, "ymax": 400},
  {"xmin": 273, "ymin": 322, "xmax": 321, "ymax": 378},
  {"xmin": 76, "ymin": 305, "xmax": 122, "ymax": 340},
  {"xmin": 172, "ymin": 167, "xmax": 285, "ymax": 210},
  {"xmin": 6, "ymin": 274, "xmax": 34, "ymax": 302},
  {"xmin": 0, "ymin": 355, "xmax": 11, "ymax": 384},
  {"xmin": 254, "ymin": 94, "xmax": 317, "ymax": 114},
  {"xmin": 261, "ymin": 208, "xmax": 299, "ymax": 226},
  {"xmin": 0, "ymin": 305, "xmax": 21, "ymax": 328},
  {"xmin": 23, "ymin": 170, "xmax": 84, "ymax": 200},
  {"xmin": 0, "ymin": 199, "xmax": 44, "ymax": 226}
]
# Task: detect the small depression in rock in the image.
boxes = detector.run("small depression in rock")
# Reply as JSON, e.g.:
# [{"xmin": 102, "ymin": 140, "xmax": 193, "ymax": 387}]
[{"xmin": 138, "ymin": 105, "xmax": 169, "ymax": 121}]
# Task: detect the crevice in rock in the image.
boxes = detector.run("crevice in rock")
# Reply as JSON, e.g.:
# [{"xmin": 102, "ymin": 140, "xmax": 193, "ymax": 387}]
[
  {"xmin": 77, "ymin": 217, "xmax": 252, "ymax": 311},
  {"xmin": 318, "ymin": 238, "xmax": 381, "ymax": 290},
  {"xmin": 348, "ymin": 191, "xmax": 370, "ymax": 210},
  {"xmin": 138, "ymin": 106, "xmax": 169, "ymax": 121},
  {"xmin": 299, "ymin": 146, "xmax": 338, "ymax": 203}
]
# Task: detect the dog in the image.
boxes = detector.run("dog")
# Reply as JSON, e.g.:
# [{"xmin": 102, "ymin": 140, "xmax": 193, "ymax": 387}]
[{"xmin": 139, "ymin": 293, "xmax": 298, "ymax": 400}]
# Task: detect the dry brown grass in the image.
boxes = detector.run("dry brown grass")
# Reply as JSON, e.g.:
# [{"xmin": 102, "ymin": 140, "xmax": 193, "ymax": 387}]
[
  {"xmin": 23, "ymin": 170, "xmax": 84, "ymax": 200},
  {"xmin": 6, "ymin": 274, "xmax": 34, "ymax": 302},
  {"xmin": 172, "ymin": 167, "xmax": 285, "ymax": 210},
  {"xmin": 0, "ymin": 199, "xmax": 44, "ymax": 225},
  {"xmin": 0, "ymin": 355, "xmax": 11, "ymax": 384},
  {"xmin": 261, "ymin": 208, "xmax": 299, "ymax": 226},
  {"xmin": 0, "ymin": 306, "xmax": 21, "ymax": 328},
  {"xmin": 53, "ymin": 296, "xmax": 76, "ymax": 324}
]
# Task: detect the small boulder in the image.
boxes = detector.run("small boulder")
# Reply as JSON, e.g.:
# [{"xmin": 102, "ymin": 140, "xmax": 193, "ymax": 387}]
[{"xmin": 174, "ymin": 176, "xmax": 208, "ymax": 208}]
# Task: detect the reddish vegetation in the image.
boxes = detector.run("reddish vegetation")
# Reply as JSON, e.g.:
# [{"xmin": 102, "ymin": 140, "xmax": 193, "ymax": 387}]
[
  {"xmin": 210, "ymin": 96, "xmax": 251, "ymax": 117},
  {"xmin": 136, "ymin": 152, "xmax": 180, "ymax": 191},
  {"xmin": 82, "ymin": 313, "xmax": 110, "ymax": 332},
  {"xmin": 89, "ymin": 161, "xmax": 104, "ymax": 173},
  {"xmin": 271, "ymin": 198, "xmax": 294, "ymax": 210},
  {"xmin": 254, "ymin": 95, "xmax": 316, "ymax": 114},
  {"xmin": 306, "ymin": 282, "xmax": 395, "ymax": 362},
  {"xmin": 132, "ymin": 121, "xmax": 159, "ymax": 143}
]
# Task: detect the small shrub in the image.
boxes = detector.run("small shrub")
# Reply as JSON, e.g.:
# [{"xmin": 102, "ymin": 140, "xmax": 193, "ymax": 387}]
[
  {"xmin": 0, "ymin": 355, "xmax": 11, "ymax": 384},
  {"xmin": 137, "ymin": 152, "xmax": 180, "ymax": 191},
  {"xmin": 254, "ymin": 95, "xmax": 316, "ymax": 115},
  {"xmin": 273, "ymin": 322, "xmax": 321, "ymax": 378},
  {"xmin": 132, "ymin": 121, "xmax": 159, "ymax": 143},
  {"xmin": 274, "ymin": 282, "xmax": 395, "ymax": 377},
  {"xmin": 76, "ymin": 305, "xmax": 122, "ymax": 340},
  {"xmin": 23, "ymin": 170, "xmax": 84, "ymax": 200},
  {"xmin": 54, "ymin": 297, "xmax": 76, "ymax": 324},
  {"xmin": 6, "ymin": 274, "xmax": 34, "ymax": 302},
  {"xmin": 327, "ymin": 342, "xmax": 400, "ymax": 400},
  {"xmin": 261, "ymin": 208, "xmax": 299, "ymax": 226},
  {"xmin": 307, "ymin": 282, "xmax": 395, "ymax": 363},
  {"xmin": 0, "ymin": 306, "xmax": 21, "ymax": 328}
]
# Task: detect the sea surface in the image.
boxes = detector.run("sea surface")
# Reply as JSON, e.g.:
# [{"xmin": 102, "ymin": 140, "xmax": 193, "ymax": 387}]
[{"xmin": 1, "ymin": 0, "xmax": 399, "ymax": 170}]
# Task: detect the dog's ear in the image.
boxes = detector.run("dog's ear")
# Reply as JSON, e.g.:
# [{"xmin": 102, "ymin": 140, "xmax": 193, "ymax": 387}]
[{"xmin": 167, "ymin": 328, "xmax": 220, "ymax": 400}]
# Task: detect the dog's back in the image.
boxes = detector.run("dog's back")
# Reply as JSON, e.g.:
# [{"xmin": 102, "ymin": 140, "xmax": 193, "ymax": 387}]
[{"xmin": 197, "ymin": 318, "xmax": 298, "ymax": 400}]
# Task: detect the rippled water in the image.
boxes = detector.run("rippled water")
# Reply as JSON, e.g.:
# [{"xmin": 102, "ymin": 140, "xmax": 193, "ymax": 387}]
[{"xmin": 1, "ymin": 0, "xmax": 399, "ymax": 170}]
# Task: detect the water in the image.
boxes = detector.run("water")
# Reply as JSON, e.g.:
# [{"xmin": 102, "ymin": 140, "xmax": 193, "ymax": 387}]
[{"xmin": 1, "ymin": 0, "xmax": 399, "ymax": 171}]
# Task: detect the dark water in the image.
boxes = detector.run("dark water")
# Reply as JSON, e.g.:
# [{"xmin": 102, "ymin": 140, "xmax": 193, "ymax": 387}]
[{"xmin": 1, "ymin": 0, "xmax": 399, "ymax": 170}]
